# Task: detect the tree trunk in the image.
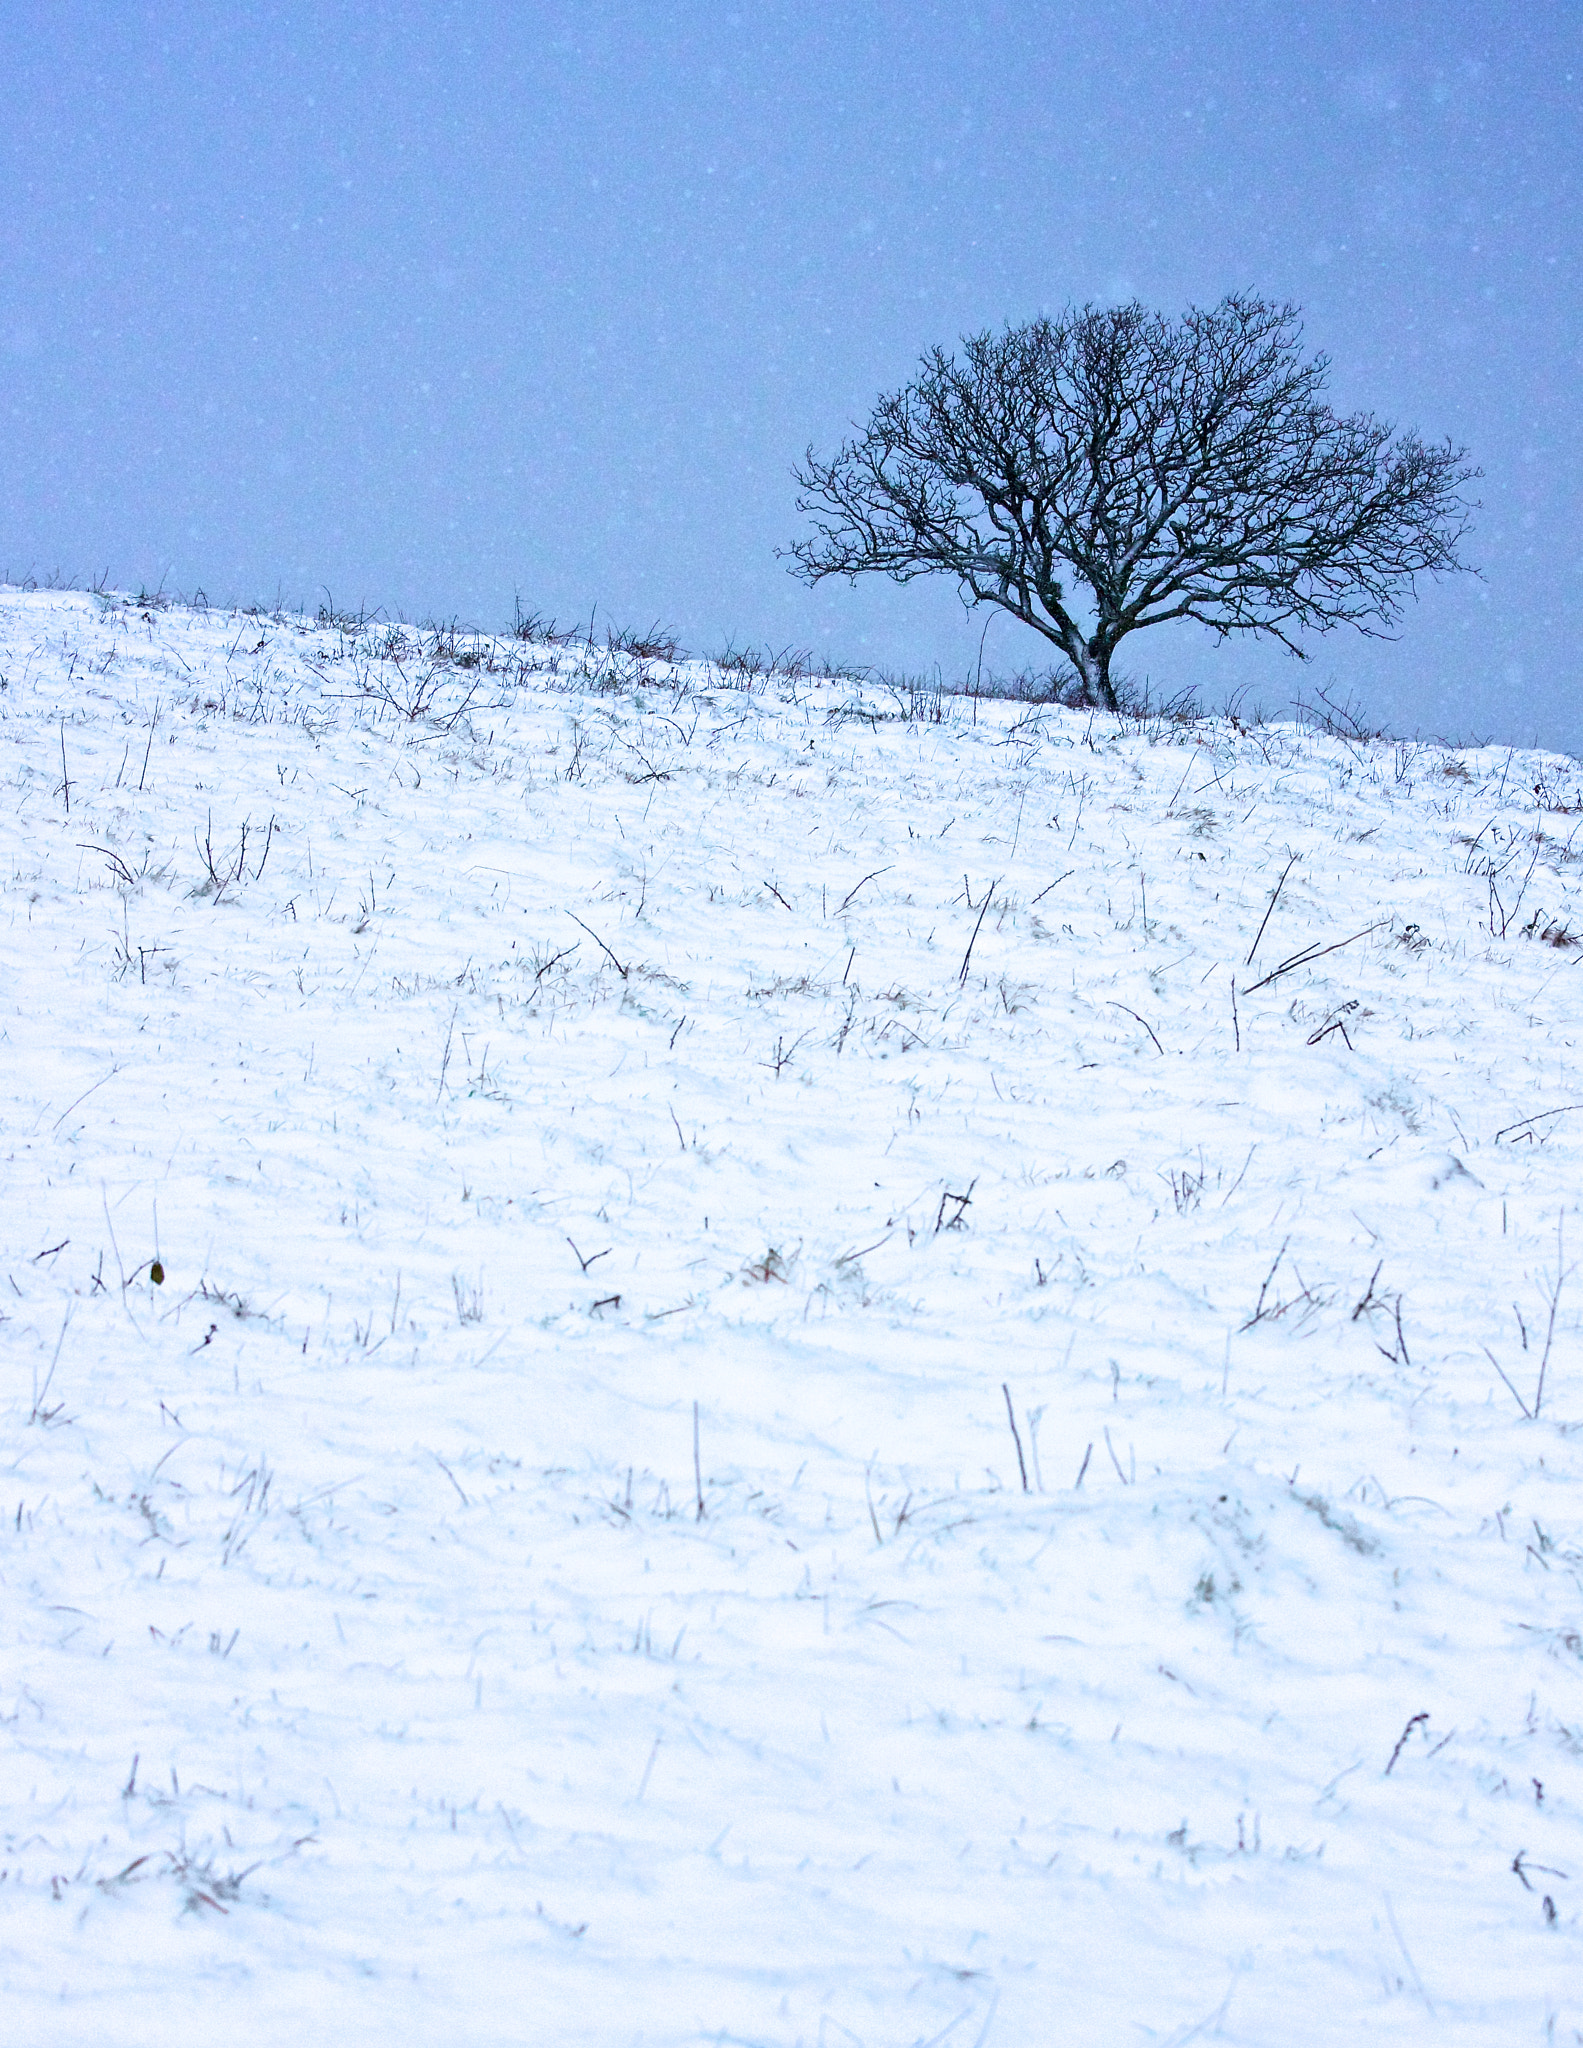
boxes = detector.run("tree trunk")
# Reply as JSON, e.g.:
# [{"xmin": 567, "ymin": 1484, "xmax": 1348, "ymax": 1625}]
[
  {"xmin": 1074, "ymin": 637, "xmax": 1120, "ymax": 714},
  {"xmin": 1091, "ymin": 641, "xmax": 1120, "ymax": 715},
  {"xmin": 1025, "ymin": 605, "xmax": 1122, "ymax": 714}
]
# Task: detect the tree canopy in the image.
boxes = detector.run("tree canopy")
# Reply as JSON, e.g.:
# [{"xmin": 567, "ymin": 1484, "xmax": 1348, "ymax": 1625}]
[{"xmin": 789, "ymin": 294, "xmax": 1477, "ymax": 713}]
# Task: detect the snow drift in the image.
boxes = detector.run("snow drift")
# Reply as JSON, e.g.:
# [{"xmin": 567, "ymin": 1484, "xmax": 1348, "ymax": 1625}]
[{"xmin": 2, "ymin": 586, "xmax": 1581, "ymax": 2045}]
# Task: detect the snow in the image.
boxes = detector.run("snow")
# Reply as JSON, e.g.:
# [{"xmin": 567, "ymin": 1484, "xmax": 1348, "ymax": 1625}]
[{"xmin": 2, "ymin": 583, "xmax": 1582, "ymax": 2046}]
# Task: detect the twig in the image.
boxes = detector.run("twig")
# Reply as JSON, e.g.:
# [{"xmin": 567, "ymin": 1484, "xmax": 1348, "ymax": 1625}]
[
  {"xmin": 1494, "ymin": 1105, "xmax": 1583, "ymax": 1145},
  {"xmin": 1103, "ymin": 1426, "xmax": 1131, "ymax": 1484},
  {"xmin": 1385, "ymin": 1712, "xmax": 1429, "ymax": 1775},
  {"xmin": 1242, "ymin": 920, "xmax": 1388, "ymax": 994},
  {"xmin": 80, "ymin": 841, "xmax": 140, "ymax": 887},
  {"xmin": 1164, "ymin": 748, "xmax": 1200, "ymax": 814},
  {"xmin": 1219, "ymin": 1142, "xmax": 1256, "ymax": 1206},
  {"xmin": 959, "ymin": 878, "xmax": 1000, "ymax": 984},
  {"xmin": 1245, "ymin": 854, "xmax": 1298, "ymax": 964},
  {"xmin": 567, "ymin": 912, "xmax": 629, "ymax": 980},
  {"xmin": 1002, "ymin": 1384, "xmax": 1029, "ymax": 1492},
  {"xmin": 566, "ymin": 1237, "xmax": 610, "ymax": 1274},
  {"xmin": 99, "ymin": 1185, "xmax": 144, "ymax": 1335},
  {"xmin": 1499, "ymin": 839, "xmax": 1543, "ymax": 939},
  {"xmin": 838, "ymin": 866, "xmax": 892, "ymax": 914},
  {"xmin": 1535, "ymin": 1217, "xmax": 1568, "ymax": 1420},
  {"xmin": 431, "ymin": 1453, "xmax": 469, "ymax": 1507},
  {"xmin": 693, "ymin": 1401, "xmax": 705, "ymax": 1521},
  {"xmin": 1483, "ymin": 1346, "xmax": 1534, "ymax": 1419},
  {"xmin": 30, "ymin": 1306, "xmax": 71, "ymax": 1424},
  {"xmin": 52, "ymin": 1066, "xmax": 120, "ymax": 1130},
  {"xmin": 762, "ymin": 1031, "xmax": 809, "ymax": 1077},
  {"xmin": 934, "ymin": 1180, "xmax": 977, "ymax": 1232},
  {"xmin": 534, "ymin": 944, "xmax": 578, "ymax": 985},
  {"xmin": 1242, "ymin": 1237, "xmax": 1291, "ymax": 1329},
  {"xmin": 1073, "ymin": 1443, "xmax": 1092, "ymax": 1489},
  {"xmin": 864, "ymin": 1460, "xmax": 882, "ymax": 1544},
  {"xmin": 436, "ymin": 1005, "xmax": 457, "ymax": 1102},
  {"xmin": 59, "ymin": 717, "xmax": 70, "ymax": 814},
  {"xmin": 1107, "ymin": 1001, "xmax": 1163, "ymax": 1055},
  {"xmin": 253, "ymin": 815, "xmax": 276, "ymax": 881},
  {"xmin": 1482, "ymin": 1221, "xmax": 1569, "ymax": 1419},
  {"xmin": 1352, "ymin": 1263, "xmax": 1386, "ymax": 1321},
  {"xmin": 835, "ymin": 1233, "xmax": 892, "ymax": 1267},
  {"xmin": 1384, "ymin": 1896, "xmax": 1435, "ymax": 2017},
  {"xmin": 138, "ymin": 699, "xmax": 160, "ymax": 791},
  {"xmin": 1512, "ymin": 1850, "xmax": 1570, "ymax": 1891}
]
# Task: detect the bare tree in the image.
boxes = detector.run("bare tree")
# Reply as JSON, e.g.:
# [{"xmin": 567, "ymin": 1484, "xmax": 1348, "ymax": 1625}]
[{"xmin": 788, "ymin": 294, "xmax": 1477, "ymax": 713}]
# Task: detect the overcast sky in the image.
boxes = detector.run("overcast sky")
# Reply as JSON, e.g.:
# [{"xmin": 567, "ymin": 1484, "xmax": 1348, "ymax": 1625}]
[{"xmin": 4, "ymin": 2, "xmax": 1579, "ymax": 747}]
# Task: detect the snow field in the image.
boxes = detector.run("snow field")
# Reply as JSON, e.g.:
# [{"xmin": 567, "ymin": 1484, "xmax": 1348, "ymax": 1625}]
[{"xmin": 2, "ymin": 586, "xmax": 1582, "ymax": 2045}]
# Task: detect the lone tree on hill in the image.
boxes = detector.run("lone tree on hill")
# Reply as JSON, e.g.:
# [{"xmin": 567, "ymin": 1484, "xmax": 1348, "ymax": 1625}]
[{"xmin": 788, "ymin": 293, "xmax": 1477, "ymax": 713}]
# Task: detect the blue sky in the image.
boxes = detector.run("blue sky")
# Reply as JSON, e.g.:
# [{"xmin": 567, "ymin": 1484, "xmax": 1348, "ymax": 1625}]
[{"xmin": 3, "ymin": 2, "xmax": 1579, "ymax": 746}]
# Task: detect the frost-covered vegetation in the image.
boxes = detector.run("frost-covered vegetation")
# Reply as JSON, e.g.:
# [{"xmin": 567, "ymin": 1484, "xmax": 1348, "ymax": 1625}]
[{"xmin": 3, "ymin": 585, "xmax": 1582, "ymax": 2046}]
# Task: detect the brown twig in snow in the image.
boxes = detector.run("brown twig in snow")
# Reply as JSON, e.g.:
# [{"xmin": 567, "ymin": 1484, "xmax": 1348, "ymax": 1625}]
[
  {"xmin": 838, "ymin": 866, "xmax": 892, "ymax": 914},
  {"xmin": 1002, "ymin": 1384, "xmax": 1029, "ymax": 1493},
  {"xmin": 1107, "ymin": 1002, "xmax": 1164, "ymax": 1055},
  {"xmin": 566, "ymin": 913, "xmax": 629, "ymax": 978},
  {"xmin": 1245, "ymin": 854, "xmax": 1298, "ymax": 964},
  {"xmin": 959, "ymin": 878, "xmax": 1000, "ymax": 983},
  {"xmin": 1243, "ymin": 920, "xmax": 1388, "ymax": 994},
  {"xmin": 1385, "ymin": 1712, "xmax": 1429, "ymax": 1775},
  {"xmin": 1494, "ymin": 1105, "xmax": 1583, "ymax": 1145}
]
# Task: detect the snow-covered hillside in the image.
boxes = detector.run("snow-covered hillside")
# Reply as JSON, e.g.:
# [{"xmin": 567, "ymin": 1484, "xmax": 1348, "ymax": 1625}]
[{"xmin": 3, "ymin": 585, "xmax": 1582, "ymax": 2046}]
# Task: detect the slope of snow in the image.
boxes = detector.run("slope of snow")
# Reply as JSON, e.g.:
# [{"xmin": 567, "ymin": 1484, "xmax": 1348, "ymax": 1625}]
[{"xmin": 2, "ymin": 585, "xmax": 1582, "ymax": 2046}]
